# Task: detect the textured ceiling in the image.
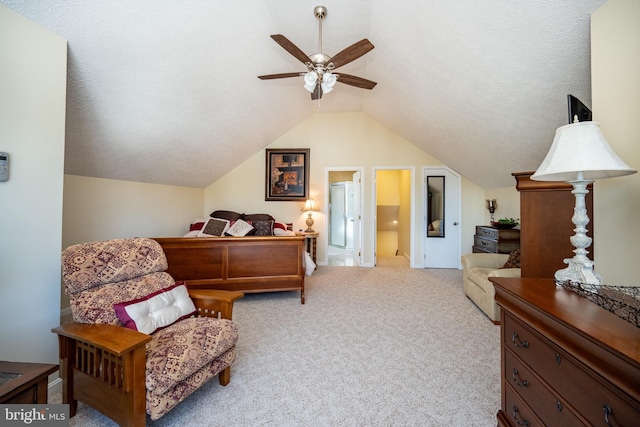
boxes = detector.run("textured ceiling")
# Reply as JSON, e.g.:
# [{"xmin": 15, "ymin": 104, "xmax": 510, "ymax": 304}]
[{"xmin": 2, "ymin": 0, "xmax": 606, "ymax": 188}]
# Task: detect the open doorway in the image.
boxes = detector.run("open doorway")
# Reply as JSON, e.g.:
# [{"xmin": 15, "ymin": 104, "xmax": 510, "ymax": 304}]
[
  {"xmin": 326, "ymin": 168, "xmax": 362, "ymax": 267},
  {"xmin": 374, "ymin": 168, "xmax": 413, "ymax": 267}
]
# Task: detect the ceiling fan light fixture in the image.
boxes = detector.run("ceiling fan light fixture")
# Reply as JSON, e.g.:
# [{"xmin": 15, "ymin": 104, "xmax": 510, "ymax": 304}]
[
  {"xmin": 303, "ymin": 71, "xmax": 318, "ymax": 92},
  {"xmin": 320, "ymin": 71, "xmax": 337, "ymax": 94}
]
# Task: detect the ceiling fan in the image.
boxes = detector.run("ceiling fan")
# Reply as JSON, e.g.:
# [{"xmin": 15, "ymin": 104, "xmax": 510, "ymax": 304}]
[{"xmin": 258, "ymin": 5, "xmax": 377, "ymax": 100}]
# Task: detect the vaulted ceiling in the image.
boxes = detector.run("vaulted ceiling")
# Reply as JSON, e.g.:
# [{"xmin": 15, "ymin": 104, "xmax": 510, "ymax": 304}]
[{"xmin": 2, "ymin": 0, "xmax": 606, "ymax": 189}]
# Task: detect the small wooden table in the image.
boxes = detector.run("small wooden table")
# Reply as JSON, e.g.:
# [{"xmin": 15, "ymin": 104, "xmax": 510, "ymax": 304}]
[
  {"xmin": 0, "ymin": 361, "xmax": 58, "ymax": 404},
  {"xmin": 295, "ymin": 231, "xmax": 319, "ymax": 266}
]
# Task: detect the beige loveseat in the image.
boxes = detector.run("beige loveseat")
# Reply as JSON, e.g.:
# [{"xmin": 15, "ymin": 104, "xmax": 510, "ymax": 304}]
[{"xmin": 461, "ymin": 253, "xmax": 520, "ymax": 323}]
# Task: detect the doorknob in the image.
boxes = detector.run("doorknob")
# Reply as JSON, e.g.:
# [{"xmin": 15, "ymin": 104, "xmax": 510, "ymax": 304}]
[{"xmin": 453, "ymin": 222, "xmax": 459, "ymax": 226}]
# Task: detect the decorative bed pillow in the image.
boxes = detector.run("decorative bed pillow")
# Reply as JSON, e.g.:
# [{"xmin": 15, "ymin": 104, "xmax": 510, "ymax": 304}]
[
  {"xmin": 244, "ymin": 213, "xmax": 275, "ymax": 222},
  {"xmin": 225, "ymin": 219, "xmax": 254, "ymax": 236},
  {"xmin": 190, "ymin": 220, "xmax": 206, "ymax": 231},
  {"xmin": 252, "ymin": 219, "xmax": 274, "ymax": 236},
  {"xmin": 274, "ymin": 221, "xmax": 293, "ymax": 231},
  {"xmin": 113, "ymin": 282, "xmax": 196, "ymax": 334},
  {"xmin": 502, "ymin": 249, "xmax": 521, "ymax": 269},
  {"xmin": 198, "ymin": 217, "xmax": 230, "ymax": 237},
  {"xmin": 210, "ymin": 210, "xmax": 243, "ymax": 222}
]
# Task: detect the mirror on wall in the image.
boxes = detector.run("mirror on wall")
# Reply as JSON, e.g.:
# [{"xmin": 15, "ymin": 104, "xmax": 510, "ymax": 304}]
[{"xmin": 427, "ymin": 176, "xmax": 445, "ymax": 238}]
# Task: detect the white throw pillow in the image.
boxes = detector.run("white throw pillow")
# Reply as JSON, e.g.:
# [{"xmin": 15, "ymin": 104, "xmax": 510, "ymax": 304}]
[
  {"xmin": 113, "ymin": 283, "xmax": 196, "ymax": 335},
  {"xmin": 226, "ymin": 219, "xmax": 254, "ymax": 236}
]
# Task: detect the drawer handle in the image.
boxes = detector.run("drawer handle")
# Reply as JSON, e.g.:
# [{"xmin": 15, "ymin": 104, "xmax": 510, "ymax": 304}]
[
  {"xmin": 603, "ymin": 404, "xmax": 612, "ymax": 426},
  {"xmin": 511, "ymin": 369, "xmax": 529, "ymax": 388},
  {"xmin": 555, "ymin": 353, "xmax": 562, "ymax": 364},
  {"xmin": 512, "ymin": 406, "xmax": 531, "ymax": 427},
  {"xmin": 511, "ymin": 332, "xmax": 529, "ymax": 348},
  {"xmin": 556, "ymin": 400, "xmax": 563, "ymax": 412}
]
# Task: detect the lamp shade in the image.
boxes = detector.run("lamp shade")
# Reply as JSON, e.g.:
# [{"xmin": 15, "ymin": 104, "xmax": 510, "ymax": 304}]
[
  {"xmin": 302, "ymin": 198, "xmax": 318, "ymax": 212},
  {"xmin": 532, "ymin": 121, "xmax": 636, "ymax": 182}
]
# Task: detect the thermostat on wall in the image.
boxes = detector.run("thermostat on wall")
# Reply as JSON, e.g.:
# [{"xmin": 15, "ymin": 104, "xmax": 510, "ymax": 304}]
[{"xmin": 0, "ymin": 152, "xmax": 8, "ymax": 182}]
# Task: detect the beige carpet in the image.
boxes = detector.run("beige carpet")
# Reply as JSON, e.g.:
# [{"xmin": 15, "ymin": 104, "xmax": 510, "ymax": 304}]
[{"xmin": 51, "ymin": 259, "xmax": 501, "ymax": 426}]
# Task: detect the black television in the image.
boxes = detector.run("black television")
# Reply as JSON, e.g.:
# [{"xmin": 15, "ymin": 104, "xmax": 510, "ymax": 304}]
[{"xmin": 567, "ymin": 94, "xmax": 592, "ymax": 123}]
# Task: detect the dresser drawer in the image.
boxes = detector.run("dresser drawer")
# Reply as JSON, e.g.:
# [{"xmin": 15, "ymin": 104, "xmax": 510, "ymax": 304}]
[
  {"xmin": 503, "ymin": 313, "xmax": 640, "ymax": 426},
  {"xmin": 504, "ymin": 384, "xmax": 544, "ymax": 427},
  {"xmin": 476, "ymin": 226, "xmax": 520, "ymax": 241},
  {"xmin": 474, "ymin": 235, "xmax": 498, "ymax": 252},
  {"xmin": 505, "ymin": 349, "xmax": 584, "ymax": 427},
  {"xmin": 476, "ymin": 226, "xmax": 499, "ymax": 239},
  {"xmin": 474, "ymin": 236, "xmax": 520, "ymax": 254}
]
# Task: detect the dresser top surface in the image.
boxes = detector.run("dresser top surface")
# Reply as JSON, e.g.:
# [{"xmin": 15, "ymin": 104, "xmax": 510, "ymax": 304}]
[{"xmin": 490, "ymin": 277, "xmax": 640, "ymax": 364}]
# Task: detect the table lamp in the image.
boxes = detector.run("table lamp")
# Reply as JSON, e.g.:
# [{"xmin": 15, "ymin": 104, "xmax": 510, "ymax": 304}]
[
  {"xmin": 302, "ymin": 199, "xmax": 319, "ymax": 232},
  {"xmin": 531, "ymin": 121, "xmax": 636, "ymax": 285}
]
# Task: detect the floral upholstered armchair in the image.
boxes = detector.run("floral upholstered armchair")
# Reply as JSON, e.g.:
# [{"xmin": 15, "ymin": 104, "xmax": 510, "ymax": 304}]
[{"xmin": 52, "ymin": 238, "xmax": 243, "ymax": 426}]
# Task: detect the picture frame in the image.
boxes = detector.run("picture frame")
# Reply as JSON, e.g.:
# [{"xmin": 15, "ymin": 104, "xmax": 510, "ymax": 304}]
[{"xmin": 265, "ymin": 148, "xmax": 310, "ymax": 201}]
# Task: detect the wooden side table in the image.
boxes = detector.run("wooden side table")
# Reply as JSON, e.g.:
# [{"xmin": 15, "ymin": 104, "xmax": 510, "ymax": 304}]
[
  {"xmin": 295, "ymin": 231, "xmax": 319, "ymax": 266},
  {"xmin": 0, "ymin": 361, "xmax": 58, "ymax": 404}
]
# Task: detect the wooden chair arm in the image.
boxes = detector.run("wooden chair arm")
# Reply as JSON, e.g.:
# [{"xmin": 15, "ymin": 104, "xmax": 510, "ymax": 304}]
[
  {"xmin": 188, "ymin": 289, "xmax": 244, "ymax": 320},
  {"xmin": 52, "ymin": 323, "xmax": 151, "ymax": 356}
]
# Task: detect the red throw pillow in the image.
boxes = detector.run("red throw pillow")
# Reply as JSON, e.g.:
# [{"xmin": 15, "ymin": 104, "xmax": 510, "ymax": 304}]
[{"xmin": 190, "ymin": 222, "xmax": 205, "ymax": 231}]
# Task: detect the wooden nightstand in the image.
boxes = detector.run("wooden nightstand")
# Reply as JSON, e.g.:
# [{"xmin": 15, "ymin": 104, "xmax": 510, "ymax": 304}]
[
  {"xmin": 295, "ymin": 231, "xmax": 319, "ymax": 266},
  {"xmin": 473, "ymin": 226, "xmax": 520, "ymax": 254},
  {"xmin": 0, "ymin": 361, "xmax": 58, "ymax": 404}
]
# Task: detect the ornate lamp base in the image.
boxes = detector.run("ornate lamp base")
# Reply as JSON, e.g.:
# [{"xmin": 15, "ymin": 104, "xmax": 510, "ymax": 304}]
[
  {"xmin": 555, "ymin": 176, "xmax": 602, "ymax": 286},
  {"xmin": 305, "ymin": 212, "xmax": 315, "ymax": 233}
]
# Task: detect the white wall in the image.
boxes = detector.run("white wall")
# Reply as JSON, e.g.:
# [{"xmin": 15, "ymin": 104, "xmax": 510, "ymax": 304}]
[
  {"xmin": 0, "ymin": 5, "xmax": 67, "ymax": 364},
  {"xmin": 61, "ymin": 175, "xmax": 204, "ymax": 308},
  {"xmin": 592, "ymin": 0, "xmax": 640, "ymax": 284},
  {"xmin": 205, "ymin": 112, "xmax": 487, "ymax": 266}
]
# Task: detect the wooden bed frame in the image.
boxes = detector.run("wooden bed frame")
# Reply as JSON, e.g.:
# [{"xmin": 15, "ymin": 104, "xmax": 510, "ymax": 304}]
[{"xmin": 153, "ymin": 236, "xmax": 306, "ymax": 303}]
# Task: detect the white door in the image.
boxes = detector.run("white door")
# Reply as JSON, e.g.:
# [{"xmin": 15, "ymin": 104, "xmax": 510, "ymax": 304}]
[
  {"xmin": 330, "ymin": 183, "xmax": 346, "ymax": 247},
  {"xmin": 424, "ymin": 167, "xmax": 461, "ymax": 268},
  {"xmin": 351, "ymin": 170, "xmax": 362, "ymax": 266}
]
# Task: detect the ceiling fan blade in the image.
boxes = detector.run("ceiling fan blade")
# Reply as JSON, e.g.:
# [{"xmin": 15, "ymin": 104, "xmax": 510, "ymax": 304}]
[
  {"xmin": 258, "ymin": 72, "xmax": 303, "ymax": 80},
  {"xmin": 336, "ymin": 74, "xmax": 377, "ymax": 90},
  {"xmin": 328, "ymin": 39, "xmax": 374, "ymax": 69},
  {"xmin": 270, "ymin": 34, "xmax": 312, "ymax": 65}
]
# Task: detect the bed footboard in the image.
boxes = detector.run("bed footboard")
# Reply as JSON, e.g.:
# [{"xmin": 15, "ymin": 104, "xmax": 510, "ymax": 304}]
[{"xmin": 153, "ymin": 236, "xmax": 306, "ymax": 303}]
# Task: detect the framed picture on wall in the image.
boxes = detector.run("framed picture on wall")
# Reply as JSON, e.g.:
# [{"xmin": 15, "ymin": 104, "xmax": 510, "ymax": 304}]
[{"xmin": 265, "ymin": 148, "xmax": 310, "ymax": 201}]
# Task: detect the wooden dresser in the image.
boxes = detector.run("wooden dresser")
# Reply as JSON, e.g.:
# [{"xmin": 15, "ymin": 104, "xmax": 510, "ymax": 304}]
[
  {"xmin": 473, "ymin": 226, "xmax": 520, "ymax": 254},
  {"xmin": 513, "ymin": 171, "xmax": 593, "ymax": 279},
  {"xmin": 491, "ymin": 277, "xmax": 640, "ymax": 426}
]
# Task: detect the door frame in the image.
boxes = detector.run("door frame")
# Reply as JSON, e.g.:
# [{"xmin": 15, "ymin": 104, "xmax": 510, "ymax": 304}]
[
  {"xmin": 372, "ymin": 166, "xmax": 415, "ymax": 267},
  {"xmin": 324, "ymin": 166, "xmax": 364, "ymax": 266}
]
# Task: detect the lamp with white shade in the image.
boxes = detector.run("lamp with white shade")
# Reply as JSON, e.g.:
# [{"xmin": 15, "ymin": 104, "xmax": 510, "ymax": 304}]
[
  {"xmin": 302, "ymin": 199, "xmax": 319, "ymax": 233},
  {"xmin": 531, "ymin": 120, "xmax": 636, "ymax": 285}
]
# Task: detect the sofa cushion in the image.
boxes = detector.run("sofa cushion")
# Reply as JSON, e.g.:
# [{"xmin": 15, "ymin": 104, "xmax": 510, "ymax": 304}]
[
  {"xmin": 114, "ymin": 282, "xmax": 196, "ymax": 334},
  {"xmin": 467, "ymin": 267, "xmax": 498, "ymax": 290},
  {"xmin": 146, "ymin": 317, "xmax": 239, "ymax": 396}
]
